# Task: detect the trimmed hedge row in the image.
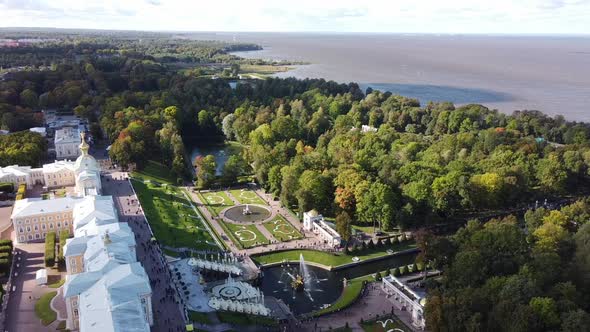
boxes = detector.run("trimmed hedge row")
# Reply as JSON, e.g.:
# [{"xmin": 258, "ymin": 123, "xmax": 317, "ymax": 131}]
[
  {"xmin": 45, "ymin": 232, "xmax": 56, "ymax": 267},
  {"xmin": 16, "ymin": 184, "xmax": 26, "ymax": 200},
  {"xmin": 0, "ymin": 182, "xmax": 14, "ymax": 193},
  {"xmin": 57, "ymin": 229, "xmax": 69, "ymax": 266},
  {"xmin": 389, "ymin": 261, "xmax": 429, "ymax": 277},
  {"xmin": 0, "ymin": 240, "xmax": 13, "ymax": 276}
]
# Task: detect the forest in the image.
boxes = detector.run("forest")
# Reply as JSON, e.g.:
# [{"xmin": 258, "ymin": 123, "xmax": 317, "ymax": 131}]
[{"xmin": 1, "ymin": 30, "xmax": 590, "ymax": 331}]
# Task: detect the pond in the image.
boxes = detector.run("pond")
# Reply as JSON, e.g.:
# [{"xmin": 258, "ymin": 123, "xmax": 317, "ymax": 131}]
[
  {"xmin": 189, "ymin": 144, "xmax": 241, "ymax": 176},
  {"xmin": 259, "ymin": 251, "xmax": 417, "ymax": 315}
]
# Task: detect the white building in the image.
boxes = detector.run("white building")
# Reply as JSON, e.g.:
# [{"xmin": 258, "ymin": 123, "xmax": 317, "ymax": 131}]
[
  {"xmin": 382, "ymin": 275, "xmax": 426, "ymax": 330},
  {"xmin": 29, "ymin": 127, "xmax": 47, "ymax": 137},
  {"xmin": 2, "ymin": 132, "xmax": 101, "ymax": 195},
  {"xmin": 10, "ymin": 133, "xmax": 103, "ymax": 243},
  {"xmin": 55, "ymin": 127, "xmax": 81, "ymax": 159},
  {"xmin": 303, "ymin": 210, "xmax": 342, "ymax": 247},
  {"xmin": 0, "ymin": 165, "xmax": 45, "ymax": 187}
]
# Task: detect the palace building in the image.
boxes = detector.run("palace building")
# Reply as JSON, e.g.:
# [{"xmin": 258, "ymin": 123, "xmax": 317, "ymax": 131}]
[
  {"xmin": 303, "ymin": 210, "xmax": 342, "ymax": 247},
  {"xmin": 6, "ymin": 133, "xmax": 153, "ymax": 331}
]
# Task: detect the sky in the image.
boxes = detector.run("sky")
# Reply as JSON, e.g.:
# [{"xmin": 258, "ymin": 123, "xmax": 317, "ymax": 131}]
[{"xmin": 0, "ymin": 0, "xmax": 589, "ymax": 34}]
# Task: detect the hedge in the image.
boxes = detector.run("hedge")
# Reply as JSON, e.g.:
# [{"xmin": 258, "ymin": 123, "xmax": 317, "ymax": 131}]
[
  {"xmin": 16, "ymin": 184, "xmax": 26, "ymax": 200},
  {"xmin": 0, "ymin": 246, "xmax": 12, "ymax": 253},
  {"xmin": 0, "ymin": 183, "xmax": 14, "ymax": 193},
  {"xmin": 57, "ymin": 230, "xmax": 69, "ymax": 266},
  {"xmin": 0, "ymin": 239, "xmax": 13, "ymax": 248},
  {"xmin": 45, "ymin": 232, "xmax": 56, "ymax": 267},
  {"xmin": 0, "ymin": 252, "xmax": 9, "ymax": 259}
]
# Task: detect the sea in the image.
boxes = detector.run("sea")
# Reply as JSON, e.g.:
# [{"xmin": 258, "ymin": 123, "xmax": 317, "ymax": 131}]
[{"xmin": 189, "ymin": 32, "xmax": 590, "ymax": 122}]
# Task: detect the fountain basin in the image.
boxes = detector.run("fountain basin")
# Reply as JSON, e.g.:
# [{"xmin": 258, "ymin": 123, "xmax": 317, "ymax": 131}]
[{"xmin": 223, "ymin": 204, "xmax": 271, "ymax": 223}]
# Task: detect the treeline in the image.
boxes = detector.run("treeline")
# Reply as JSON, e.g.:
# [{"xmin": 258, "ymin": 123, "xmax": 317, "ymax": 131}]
[{"xmin": 423, "ymin": 199, "xmax": 590, "ymax": 331}]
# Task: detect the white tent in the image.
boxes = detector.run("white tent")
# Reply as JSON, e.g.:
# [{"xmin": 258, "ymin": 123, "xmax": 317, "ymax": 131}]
[{"xmin": 36, "ymin": 269, "xmax": 47, "ymax": 285}]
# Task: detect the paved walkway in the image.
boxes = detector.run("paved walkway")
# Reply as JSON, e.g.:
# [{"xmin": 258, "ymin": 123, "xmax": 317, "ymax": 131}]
[
  {"xmin": 99, "ymin": 159, "xmax": 187, "ymax": 332},
  {"xmin": 4, "ymin": 243, "xmax": 60, "ymax": 332},
  {"xmin": 299, "ymin": 282, "xmax": 419, "ymax": 332}
]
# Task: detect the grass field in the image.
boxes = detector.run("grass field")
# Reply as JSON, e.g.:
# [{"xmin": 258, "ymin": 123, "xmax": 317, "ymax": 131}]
[
  {"xmin": 132, "ymin": 180, "xmax": 219, "ymax": 250},
  {"xmin": 262, "ymin": 215, "xmax": 302, "ymax": 242},
  {"xmin": 239, "ymin": 64, "xmax": 292, "ymax": 75},
  {"xmin": 228, "ymin": 188, "xmax": 266, "ymax": 205},
  {"xmin": 222, "ymin": 222, "xmax": 269, "ymax": 248},
  {"xmin": 199, "ymin": 191, "xmax": 235, "ymax": 216},
  {"xmin": 252, "ymin": 242, "xmax": 417, "ymax": 267},
  {"xmin": 132, "ymin": 160, "xmax": 176, "ymax": 184},
  {"xmin": 312, "ymin": 274, "xmax": 374, "ymax": 317},
  {"xmin": 35, "ymin": 291, "xmax": 57, "ymax": 326}
]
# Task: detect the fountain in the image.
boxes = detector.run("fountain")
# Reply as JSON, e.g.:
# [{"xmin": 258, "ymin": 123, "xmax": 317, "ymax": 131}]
[{"xmin": 242, "ymin": 204, "xmax": 251, "ymax": 215}]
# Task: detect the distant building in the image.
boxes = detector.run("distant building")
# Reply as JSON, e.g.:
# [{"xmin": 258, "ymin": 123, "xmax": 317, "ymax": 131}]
[
  {"xmin": 303, "ymin": 210, "xmax": 341, "ymax": 247},
  {"xmin": 361, "ymin": 125, "xmax": 378, "ymax": 133},
  {"xmin": 11, "ymin": 196, "xmax": 79, "ymax": 243},
  {"xmin": 1, "ymin": 133, "xmax": 101, "ymax": 195},
  {"xmin": 29, "ymin": 127, "xmax": 47, "ymax": 137},
  {"xmin": 55, "ymin": 127, "xmax": 81, "ymax": 159}
]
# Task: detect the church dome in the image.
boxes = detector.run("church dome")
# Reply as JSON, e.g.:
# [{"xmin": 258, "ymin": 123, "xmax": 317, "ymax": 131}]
[{"xmin": 75, "ymin": 132, "xmax": 99, "ymax": 174}]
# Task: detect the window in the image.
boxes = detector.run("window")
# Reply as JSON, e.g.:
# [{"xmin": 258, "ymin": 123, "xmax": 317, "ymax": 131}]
[
  {"xmin": 32, "ymin": 218, "xmax": 37, "ymax": 222},
  {"xmin": 26, "ymin": 226, "xmax": 31, "ymax": 232},
  {"xmin": 40, "ymin": 217, "xmax": 45, "ymax": 222},
  {"xmin": 57, "ymin": 222, "xmax": 61, "ymax": 228},
  {"xmin": 64, "ymin": 221, "xmax": 69, "ymax": 226},
  {"xmin": 19, "ymin": 235, "xmax": 25, "ymax": 242},
  {"xmin": 24, "ymin": 219, "xmax": 29, "ymax": 223},
  {"xmin": 73, "ymin": 309, "xmax": 78, "ymax": 317},
  {"xmin": 48, "ymin": 216, "xmax": 52, "ymax": 221},
  {"xmin": 42, "ymin": 224, "xmax": 46, "ymax": 230},
  {"xmin": 17, "ymin": 220, "xmax": 22, "ymax": 225},
  {"xmin": 56, "ymin": 215, "xmax": 60, "ymax": 220},
  {"xmin": 33, "ymin": 225, "xmax": 38, "ymax": 231},
  {"xmin": 18, "ymin": 227, "xmax": 23, "ymax": 233},
  {"xmin": 35, "ymin": 234, "xmax": 40, "ymax": 239},
  {"xmin": 49, "ymin": 223, "xmax": 54, "ymax": 229},
  {"xmin": 27, "ymin": 235, "xmax": 32, "ymax": 240}
]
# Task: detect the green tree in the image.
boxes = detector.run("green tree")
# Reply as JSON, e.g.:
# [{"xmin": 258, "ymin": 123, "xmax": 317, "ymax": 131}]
[
  {"xmin": 335, "ymin": 211, "xmax": 352, "ymax": 242},
  {"xmin": 195, "ymin": 155, "xmax": 216, "ymax": 188},
  {"xmin": 221, "ymin": 155, "xmax": 244, "ymax": 186}
]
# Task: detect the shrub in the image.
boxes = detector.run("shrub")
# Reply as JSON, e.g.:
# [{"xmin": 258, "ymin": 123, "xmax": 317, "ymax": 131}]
[
  {"xmin": 45, "ymin": 232, "xmax": 56, "ymax": 267},
  {"xmin": 0, "ymin": 252, "xmax": 9, "ymax": 259},
  {"xmin": 0, "ymin": 239, "xmax": 13, "ymax": 248},
  {"xmin": 0, "ymin": 182, "xmax": 14, "ymax": 193},
  {"xmin": 0, "ymin": 245, "xmax": 12, "ymax": 253},
  {"xmin": 407, "ymin": 264, "xmax": 415, "ymax": 273},
  {"xmin": 399, "ymin": 265, "xmax": 407, "ymax": 275},
  {"xmin": 0, "ymin": 258, "xmax": 9, "ymax": 270},
  {"xmin": 397, "ymin": 235, "xmax": 404, "ymax": 243},
  {"xmin": 57, "ymin": 230, "xmax": 69, "ymax": 266},
  {"xmin": 416, "ymin": 261, "xmax": 424, "ymax": 271},
  {"xmin": 391, "ymin": 267, "xmax": 399, "ymax": 276},
  {"xmin": 16, "ymin": 184, "xmax": 26, "ymax": 200}
]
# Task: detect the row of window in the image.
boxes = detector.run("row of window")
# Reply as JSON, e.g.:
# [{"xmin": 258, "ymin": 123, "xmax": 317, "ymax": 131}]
[
  {"xmin": 18, "ymin": 221, "xmax": 69, "ymax": 233},
  {"xmin": 18, "ymin": 214, "xmax": 70, "ymax": 224},
  {"xmin": 19, "ymin": 230, "xmax": 66, "ymax": 242}
]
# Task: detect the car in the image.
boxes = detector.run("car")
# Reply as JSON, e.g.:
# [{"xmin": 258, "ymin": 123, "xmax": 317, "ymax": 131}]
[{"xmin": 352, "ymin": 256, "xmax": 360, "ymax": 262}]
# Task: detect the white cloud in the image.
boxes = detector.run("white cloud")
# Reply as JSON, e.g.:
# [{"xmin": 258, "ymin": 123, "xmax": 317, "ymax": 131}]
[{"xmin": 0, "ymin": 0, "xmax": 588, "ymax": 34}]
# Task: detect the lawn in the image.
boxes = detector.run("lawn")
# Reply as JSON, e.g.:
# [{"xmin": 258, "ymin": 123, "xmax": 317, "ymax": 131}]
[
  {"xmin": 262, "ymin": 215, "xmax": 302, "ymax": 242},
  {"xmin": 132, "ymin": 180, "xmax": 219, "ymax": 250},
  {"xmin": 48, "ymin": 278, "xmax": 65, "ymax": 288},
  {"xmin": 35, "ymin": 291, "xmax": 57, "ymax": 326},
  {"xmin": 222, "ymin": 222, "xmax": 269, "ymax": 248},
  {"xmin": 132, "ymin": 160, "xmax": 176, "ymax": 184},
  {"xmin": 228, "ymin": 188, "xmax": 266, "ymax": 205},
  {"xmin": 198, "ymin": 191, "xmax": 235, "ymax": 216},
  {"xmin": 311, "ymin": 274, "xmax": 374, "ymax": 317},
  {"xmin": 252, "ymin": 242, "xmax": 417, "ymax": 268}
]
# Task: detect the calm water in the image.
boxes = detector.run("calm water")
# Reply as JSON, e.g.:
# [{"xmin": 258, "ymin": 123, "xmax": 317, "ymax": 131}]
[
  {"xmin": 260, "ymin": 252, "xmax": 416, "ymax": 315},
  {"xmin": 189, "ymin": 145, "xmax": 233, "ymax": 175},
  {"xmin": 192, "ymin": 32, "xmax": 590, "ymax": 122}
]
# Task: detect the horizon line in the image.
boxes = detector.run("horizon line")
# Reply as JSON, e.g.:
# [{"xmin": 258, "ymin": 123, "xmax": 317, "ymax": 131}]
[{"xmin": 0, "ymin": 26, "xmax": 589, "ymax": 37}]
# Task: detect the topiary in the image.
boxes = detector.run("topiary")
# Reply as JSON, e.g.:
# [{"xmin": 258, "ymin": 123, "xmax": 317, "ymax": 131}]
[
  {"xmin": 391, "ymin": 267, "xmax": 399, "ymax": 276},
  {"xmin": 399, "ymin": 266, "xmax": 407, "ymax": 275}
]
